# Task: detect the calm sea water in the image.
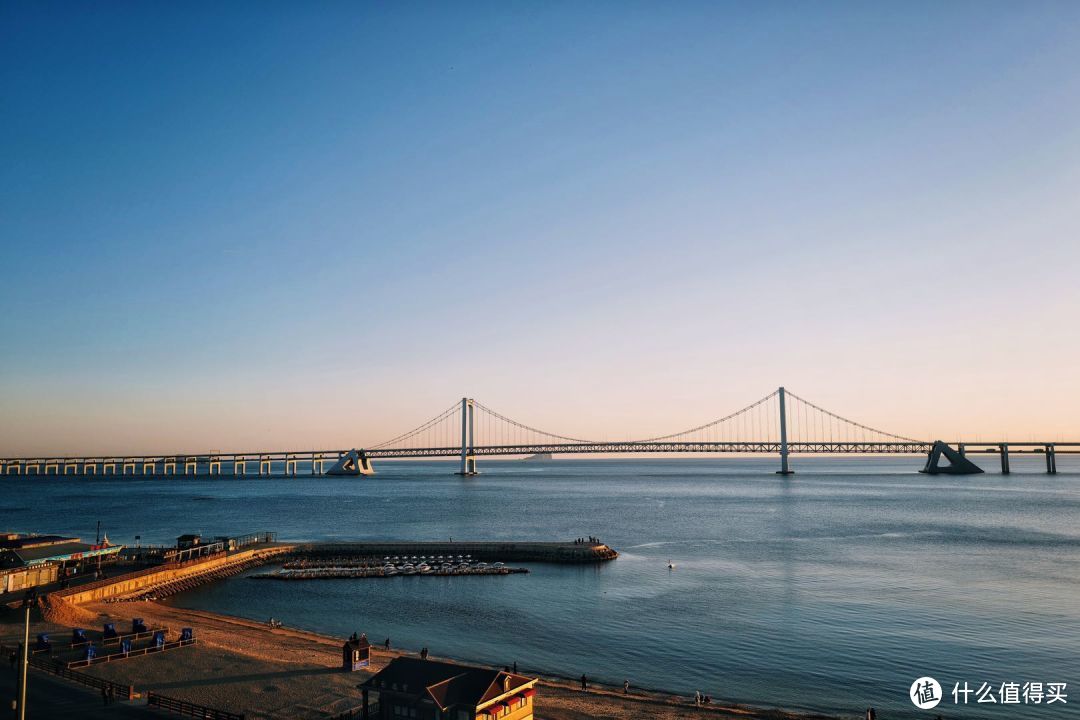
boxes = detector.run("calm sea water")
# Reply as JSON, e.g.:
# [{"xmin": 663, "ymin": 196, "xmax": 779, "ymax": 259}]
[{"xmin": 4, "ymin": 456, "xmax": 1080, "ymax": 719}]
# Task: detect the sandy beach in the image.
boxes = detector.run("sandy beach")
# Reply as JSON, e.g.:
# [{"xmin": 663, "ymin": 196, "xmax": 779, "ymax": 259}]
[{"xmin": 2, "ymin": 599, "xmax": 844, "ymax": 720}]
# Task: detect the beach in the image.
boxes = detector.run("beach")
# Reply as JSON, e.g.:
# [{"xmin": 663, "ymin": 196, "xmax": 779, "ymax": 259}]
[{"xmin": 5, "ymin": 599, "xmax": 840, "ymax": 720}]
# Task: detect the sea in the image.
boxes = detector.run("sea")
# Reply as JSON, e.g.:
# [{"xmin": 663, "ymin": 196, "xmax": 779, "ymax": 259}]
[{"xmin": 4, "ymin": 455, "xmax": 1079, "ymax": 719}]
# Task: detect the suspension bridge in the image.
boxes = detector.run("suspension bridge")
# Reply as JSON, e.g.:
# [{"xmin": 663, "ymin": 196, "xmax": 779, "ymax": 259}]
[{"xmin": 2, "ymin": 387, "xmax": 1072, "ymax": 478}]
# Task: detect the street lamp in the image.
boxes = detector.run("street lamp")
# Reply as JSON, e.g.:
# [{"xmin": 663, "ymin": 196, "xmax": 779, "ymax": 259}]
[{"xmin": 18, "ymin": 590, "xmax": 35, "ymax": 720}]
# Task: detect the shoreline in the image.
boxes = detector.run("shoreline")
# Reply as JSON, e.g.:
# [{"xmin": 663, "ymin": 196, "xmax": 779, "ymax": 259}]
[{"xmin": 64, "ymin": 599, "xmax": 842, "ymax": 720}]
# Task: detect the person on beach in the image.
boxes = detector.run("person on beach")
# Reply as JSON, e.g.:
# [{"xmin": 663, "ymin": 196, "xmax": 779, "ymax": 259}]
[
  {"xmin": 695, "ymin": 690, "xmax": 702, "ymax": 705},
  {"xmin": 623, "ymin": 680, "xmax": 630, "ymax": 694},
  {"xmin": 384, "ymin": 638, "xmax": 390, "ymax": 651},
  {"xmin": 865, "ymin": 708, "xmax": 876, "ymax": 720},
  {"xmin": 581, "ymin": 674, "xmax": 588, "ymax": 692},
  {"xmin": 513, "ymin": 661, "xmax": 517, "ymax": 673}
]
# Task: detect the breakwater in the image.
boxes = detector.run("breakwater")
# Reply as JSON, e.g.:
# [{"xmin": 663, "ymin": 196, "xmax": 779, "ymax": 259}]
[
  {"xmin": 292, "ymin": 540, "xmax": 617, "ymax": 564},
  {"xmin": 44, "ymin": 539, "xmax": 615, "ymax": 617}
]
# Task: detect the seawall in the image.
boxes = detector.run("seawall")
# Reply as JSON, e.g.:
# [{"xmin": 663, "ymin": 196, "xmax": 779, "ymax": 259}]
[{"xmin": 52, "ymin": 544, "xmax": 294, "ymax": 605}]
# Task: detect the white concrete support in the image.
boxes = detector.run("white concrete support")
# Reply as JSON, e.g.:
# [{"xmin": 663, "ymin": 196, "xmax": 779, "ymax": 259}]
[
  {"xmin": 46, "ymin": 463, "xmax": 58, "ymax": 475},
  {"xmin": 123, "ymin": 462, "xmax": 135, "ymax": 476},
  {"xmin": 84, "ymin": 463, "xmax": 97, "ymax": 475},
  {"xmin": 104, "ymin": 463, "xmax": 116, "ymax": 475},
  {"xmin": 164, "ymin": 462, "xmax": 176, "ymax": 475},
  {"xmin": 184, "ymin": 461, "xmax": 197, "ymax": 475},
  {"xmin": 326, "ymin": 450, "xmax": 375, "ymax": 476},
  {"xmin": 777, "ymin": 386, "xmax": 793, "ymax": 475},
  {"xmin": 143, "ymin": 462, "xmax": 155, "ymax": 475},
  {"xmin": 286, "ymin": 459, "xmax": 297, "ymax": 476},
  {"xmin": 469, "ymin": 400, "xmax": 476, "ymax": 471},
  {"xmin": 235, "ymin": 460, "xmax": 246, "ymax": 476},
  {"xmin": 459, "ymin": 397, "xmax": 469, "ymax": 475},
  {"xmin": 457, "ymin": 398, "xmax": 478, "ymax": 475},
  {"xmin": 209, "ymin": 460, "xmax": 221, "ymax": 475},
  {"xmin": 64, "ymin": 464, "xmax": 77, "ymax": 475},
  {"xmin": 259, "ymin": 459, "xmax": 271, "ymax": 476}
]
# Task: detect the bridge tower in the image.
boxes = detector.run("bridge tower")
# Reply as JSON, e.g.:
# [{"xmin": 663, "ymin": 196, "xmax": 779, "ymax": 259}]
[
  {"xmin": 457, "ymin": 397, "xmax": 478, "ymax": 476},
  {"xmin": 776, "ymin": 386, "xmax": 794, "ymax": 475}
]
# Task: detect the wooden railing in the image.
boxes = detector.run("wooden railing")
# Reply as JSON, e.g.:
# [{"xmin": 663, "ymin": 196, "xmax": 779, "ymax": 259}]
[
  {"xmin": 67, "ymin": 637, "xmax": 196, "ymax": 668},
  {"xmin": 33, "ymin": 626, "xmax": 169, "ymax": 653},
  {"xmin": 147, "ymin": 692, "xmax": 245, "ymax": 720},
  {"xmin": 27, "ymin": 655, "xmax": 134, "ymax": 700}
]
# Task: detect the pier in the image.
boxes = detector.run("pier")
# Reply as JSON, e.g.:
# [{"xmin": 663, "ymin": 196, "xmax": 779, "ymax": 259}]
[
  {"xmin": 43, "ymin": 538, "xmax": 616, "ymax": 611},
  {"xmin": 292, "ymin": 540, "xmax": 617, "ymax": 564}
]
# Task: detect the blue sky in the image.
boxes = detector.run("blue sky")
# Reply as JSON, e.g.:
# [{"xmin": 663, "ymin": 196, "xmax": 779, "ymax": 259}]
[{"xmin": 2, "ymin": 2, "xmax": 1079, "ymax": 454}]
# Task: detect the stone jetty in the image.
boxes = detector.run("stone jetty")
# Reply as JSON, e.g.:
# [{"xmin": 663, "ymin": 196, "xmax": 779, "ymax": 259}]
[
  {"xmin": 291, "ymin": 540, "xmax": 617, "ymax": 564},
  {"xmin": 43, "ymin": 539, "xmax": 615, "ymax": 616}
]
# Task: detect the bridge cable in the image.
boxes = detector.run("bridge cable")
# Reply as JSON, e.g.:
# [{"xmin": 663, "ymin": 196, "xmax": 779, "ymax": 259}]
[{"xmin": 783, "ymin": 390, "xmax": 921, "ymax": 444}]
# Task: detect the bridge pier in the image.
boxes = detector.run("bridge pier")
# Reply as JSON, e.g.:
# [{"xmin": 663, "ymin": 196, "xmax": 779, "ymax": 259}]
[
  {"xmin": 776, "ymin": 386, "xmax": 794, "ymax": 475},
  {"xmin": 920, "ymin": 441, "xmax": 984, "ymax": 475},
  {"xmin": 1000, "ymin": 444, "xmax": 1010, "ymax": 474},
  {"xmin": 457, "ymin": 397, "xmax": 478, "ymax": 476},
  {"xmin": 326, "ymin": 449, "xmax": 375, "ymax": 476},
  {"xmin": 1046, "ymin": 445, "xmax": 1057, "ymax": 474}
]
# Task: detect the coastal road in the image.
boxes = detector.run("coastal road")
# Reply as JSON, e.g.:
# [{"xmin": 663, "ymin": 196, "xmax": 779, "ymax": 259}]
[{"xmin": 1, "ymin": 664, "xmax": 162, "ymax": 719}]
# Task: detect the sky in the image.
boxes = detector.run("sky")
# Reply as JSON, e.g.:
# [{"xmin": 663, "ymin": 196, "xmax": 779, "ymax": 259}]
[{"xmin": 2, "ymin": 1, "xmax": 1079, "ymax": 456}]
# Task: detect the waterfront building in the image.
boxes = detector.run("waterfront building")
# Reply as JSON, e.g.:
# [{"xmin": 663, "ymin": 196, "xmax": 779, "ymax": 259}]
[
  {"xmin": 0, "ymin": 563, "xmax": 59, "ymax": 594},
  {"xmin": 176, "ymin": 533, "xmax": 203, "ymax": 549},
  {"xmin": 359, "ymin": 657, "xmax": 537, "ymax": 720},
  {"xmin": 0, "ymin": 532, "xmax": 124, "ymax": 583}
]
